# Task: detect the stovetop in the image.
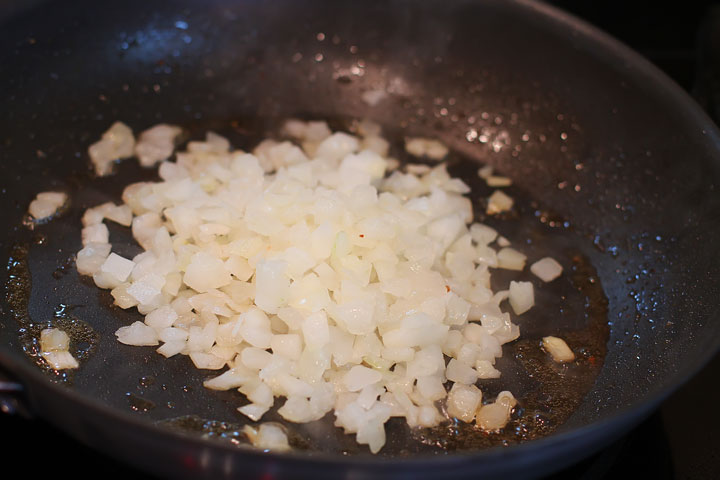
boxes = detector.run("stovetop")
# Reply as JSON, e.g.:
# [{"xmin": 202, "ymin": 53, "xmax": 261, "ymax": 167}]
[{"xmin": 2, "ymin": 2, "xmax": 720, "ymax": 479}]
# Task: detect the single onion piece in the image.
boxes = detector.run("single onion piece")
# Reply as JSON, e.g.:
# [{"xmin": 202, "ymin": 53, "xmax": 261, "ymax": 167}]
[
  {"xmin": 486, "ymin": 190, "xmax": 513, "ymax": 215},
  {"xmin": 476, "ymin": 391, "xmax": 516, "ymax": 431},
  {"xmin": 41, "ymin": 351, "xmax": 79, "ymax": 370},
  {"xmin": 497, "ymin": 248, "xmax": 527, "ymax": 271},
  {"xmin": 76, "ymin": 242, "xmax": 111, "ymax": 276},
  {"xmin": 88, "ymin": 121, "xmax": 135, "ymax": 176},
  {"xmin": 243, "ymin": 423, "xmax": 291, "ymax": 452},
  {"xmin": 28, "ymin": 191, "xmax": 67, "ymax": 220},
  {"xmin": 135, "ymin": 124, "xmax": 182, "ymax": 167},
  {"xmin": 82, "ymin": 223, "xmax": 109, "ymax": 246},
  {"xmin": 446, "ymin": 383, "xmax": 482, "ymax": 423},
  {"xmin": 100, "ymin": 253, "xmax": 136, "ymax": 284},
  {"xmin": 486, "ymin": 175, "xmax": 512, "ymax": 187},
  {"xmin": 239, "ymin": 403, "xmax": 271, "ymax": 422},
  {"xmin": 530, "ymin": 257, "xmax": 563, "ymax": 282},
  {"xmin": 476, "ymin": 359, "xmax": 502, "ymax": 379},
  {"xmin": 39, "ymin": 328, "xmax": 78, "ymax": 370},
  {"xmin": 116, "ymin": 321, "xmax": 159, "ymax": 346},
  {"xmin": 40, "ymin": 328, "xmax": 70, "ymax": 352},
  {"xmin": 183, "ymin": 251, "xmax": 232, "ymax": 293},
  {"xmin": 542, "ymin": 335, "xmax": 575, "ymax": 363},
  {"xmin": 508, "ymin": 281, "xmax": 534, "ymax": 315}
]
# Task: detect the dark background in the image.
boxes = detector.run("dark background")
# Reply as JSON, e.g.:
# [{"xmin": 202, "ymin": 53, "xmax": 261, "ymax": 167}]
[{"xmin": 2, "ymin": 1, "xmax": 720, "ymax": 478}]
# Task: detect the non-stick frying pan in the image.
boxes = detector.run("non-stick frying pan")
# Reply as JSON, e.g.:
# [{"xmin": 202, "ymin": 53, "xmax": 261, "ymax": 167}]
[{"xmin": 1, "ymin": 0, "xmax": 719, "ymax": 478}]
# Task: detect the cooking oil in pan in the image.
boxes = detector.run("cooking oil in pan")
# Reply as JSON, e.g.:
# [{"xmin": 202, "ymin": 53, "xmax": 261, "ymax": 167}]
[
  {"xmin": 414, "ymin": 254, "xmax": 609, "ymax": 452},
  {"xmin": 158, "ymin": 415, "xmax": 310, "ymax": 451},
  {"xmin": 5, "ymin": 243, "xmax": 99, "ymax": 382},
  {"xmin": 2, "ymin": 116, "xmax": 611, "ymax": 454}
]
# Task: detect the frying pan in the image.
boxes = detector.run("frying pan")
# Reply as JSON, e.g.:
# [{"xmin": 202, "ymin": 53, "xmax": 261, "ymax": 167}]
[{"xmin": 1, "ymin": 0, "xmax": 719, "ymax": 478}]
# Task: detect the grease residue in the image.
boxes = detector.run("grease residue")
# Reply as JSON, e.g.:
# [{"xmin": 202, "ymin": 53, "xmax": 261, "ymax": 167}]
[
  {"xmin": 414, "ymin": 254, "xmax": 609, "ymax": 451},
  {"xmin": 5, "ymin": 243, "xmax": 98, "ymax": 382},
  {"xmin": 158, "ymin": 415, "xmax": 309, "ymax": 450}
]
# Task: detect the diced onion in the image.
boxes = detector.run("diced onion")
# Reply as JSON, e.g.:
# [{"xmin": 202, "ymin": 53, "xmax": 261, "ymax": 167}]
[
  {"xmin": 135, "ymin": 124, "xmax": 182, "ymax": 167},
  {"xmin": 28, "ymin": 191, "xmax": 67, "ymax": 220},
  {"xmin": 39, "ymin": 328, "xmax": 78, "ymax": 370},
  {"xmin": 476, "ymin": 391, "xmax": 517, "ymax": 431},
  {"xmin": 404, "ymin": 137, "xmax": 449, "ymax": 160},
  {"xmin": 497, "ymin": 248, "xmax": 527, "ymax": 271},
  {"xmin": 73, "ymin": 119, "xmax": 573, "ymax": 453},
  {"xmin": 486, "ymin": 190, "xmax": 514, "ymax": 215},
  {"xmin": 531, "ymin": 257, "xmax": 563, "ymax": 282},
  {"xmin": 508, "ymin": 281, "xmax": 534, "ymax": 315},
  {"xmin": 88, "ymin": 122, "xmax": 135, "ymax": 176},
  {"xmin": 446, "ymin": 383, "xmax": 482, "ymax": 423},
  {"xmin": 486, "ymin": 175, "xmax": 512, "ymax": 187},
  {"xmin": 243, "ymin": 423, "xmax": 291, "ymax": 452},
  {"xmin": 542, "ymin": 336, "xmax": 575, "ymax": 363}
]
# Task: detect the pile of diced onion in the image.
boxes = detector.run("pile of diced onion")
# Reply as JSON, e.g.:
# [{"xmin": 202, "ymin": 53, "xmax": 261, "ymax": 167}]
[{"xmin": 74, "ymin": 118, "xmax": 563, "ymax": 453}]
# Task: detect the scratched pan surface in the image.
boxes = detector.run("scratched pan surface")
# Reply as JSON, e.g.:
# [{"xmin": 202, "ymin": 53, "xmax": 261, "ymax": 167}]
[{"xmin": 1, "ymin": 0, "xmax": 720, "ymax": 479}]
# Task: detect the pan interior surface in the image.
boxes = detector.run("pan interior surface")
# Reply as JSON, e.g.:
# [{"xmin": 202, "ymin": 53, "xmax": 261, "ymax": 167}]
[{"xmin": 1, "ymin": 0, "xmax": 719, "ymax": 477}]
